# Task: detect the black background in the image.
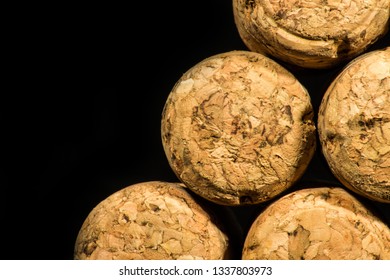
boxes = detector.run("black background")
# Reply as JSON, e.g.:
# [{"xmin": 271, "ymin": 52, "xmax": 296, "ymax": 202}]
[{"xmin": 1, "ymin": 1, "xmax": 389, "ymax": 260}]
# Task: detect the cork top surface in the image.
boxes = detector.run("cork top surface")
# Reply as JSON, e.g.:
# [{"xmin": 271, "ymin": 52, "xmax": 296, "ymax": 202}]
[
  {"xmin": 74, "ymin": 181, "xmax": 230, "ymax": 260},
  {"xmin": 242, "ymin": 187, "xmax": 390, "ymax": 259},
  {"xmin": 161, "ymin": 50, "xmax": 316, "ymax": 205},
  {"xmin": 265, "ymin": 0, "xmax": 387, "ymax": 39},
  {"xmin": 318, "ymin": 47, "xmax": 390, "ymax": 203},
  {"xmin": 233, "ymin": 0, "xmax": 389, "ymax": 68}
]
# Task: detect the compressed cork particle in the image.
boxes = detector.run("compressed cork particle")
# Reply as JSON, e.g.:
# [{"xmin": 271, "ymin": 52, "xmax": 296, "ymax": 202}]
[
  {"xmin": 242, "ymin": 187, "xmax": 390, "ymax": 260},
  {"xmin": 161, "ymin": 50, "xmax": 316, "ymax": 205},
  {"xmin": 74, "ymin": 181, "xmax": 231, "ymax": 260},
  {"xmin": 318, "ymin": 47, "xmax": 390, "ymax": 203},
  {"xmin": 232, "ymin": 0, "xmax": 390, "ymax": 69}
]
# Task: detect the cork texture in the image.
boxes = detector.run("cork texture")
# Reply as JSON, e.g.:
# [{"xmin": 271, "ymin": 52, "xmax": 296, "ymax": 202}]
[
  {"xmin": 242, "ymin": 187, "xmax": 390, "ymax": 259},
  {"xmin": 233, "ymin": 0, "xmax": 390, "ymax": 68},
  {"xmin": 74, "ymin": 181, "xmax": 230, "ymax": 260},
  {"xmin": 161, "ymin": 50, "xmax": 316, "ymax": 205},
  {"xmin": 318, "ymin": 47, "xmax": 390, "ymax": 203}
]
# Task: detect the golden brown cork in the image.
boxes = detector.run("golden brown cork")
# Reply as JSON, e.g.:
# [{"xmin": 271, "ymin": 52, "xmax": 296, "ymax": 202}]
[
  {"xmin": 233, "ymin": 0, "xmax": 390, "ymax": 69},
  {"xmin": 161, "ymin": 50, "xmax": 316, "ymax": 205},
  {"xmin": 318, "ymin": 47, "xmax": 390, "ymax": 203},
  {"xmin": 242, "ymin": 187, "xmax": 390, "ymax": 260},
  {"xmin": 74, "ymin": 181, "xmax": 231, "ymax": 260}
]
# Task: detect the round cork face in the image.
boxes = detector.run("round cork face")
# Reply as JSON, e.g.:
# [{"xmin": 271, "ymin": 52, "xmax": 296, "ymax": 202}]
[
  {"xmin": 242, "ymin": 187, "xmax": 390, "ymax": 260},
  {"xmin": 233, "ymin": 0, "xmax": 390, "ymax": 68},
  {"xmin": 161, "ymin": 50, "xmax": 316, "ymax": 205},
  {"xmin": 74, "ymin": 181, "xmax": 230, "ymax": 260},
  {"xmin": 318, "ymin": 47, "xmax": 390, "ymax": 203}
]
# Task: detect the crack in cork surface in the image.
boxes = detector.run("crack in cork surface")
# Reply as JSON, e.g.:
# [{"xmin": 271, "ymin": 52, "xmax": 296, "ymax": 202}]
[
  {"xmin": 242, "ymin": 187, "xmax": 390, "ymax": 259},
  {"xmin": 233, "ymin": 0, "xmax": 390, "ymax": 68},
  {"xmin": 161, "ymin": 51, "xmax": 316, "ymax": 205},
  {"xmin": 74, "ymin": 181, "xmax": 230, "ymax": 260},
  {"xmin": 318, "ymin": 47, "xmax": 390, "ymax": 202}
]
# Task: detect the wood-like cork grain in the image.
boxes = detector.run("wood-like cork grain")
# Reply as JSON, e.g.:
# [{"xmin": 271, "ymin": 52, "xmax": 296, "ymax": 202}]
[
  {"xmin": 318, "ymin": 47, "xmax": 390, "ymax": 203},
  {"xmin": 233, "ymin": 0, "xmax": 390, "ymax": 68},
  {"xmin": 242, "ymin": 187, "xmax": 390, "ymax": 259},
  {"xmin": 161, "ymin": 50, "xmax": 316, "ymax": 205},
  {"xmin": 74, "ymin": 181, "xmax": 230, "ymax": 260}
]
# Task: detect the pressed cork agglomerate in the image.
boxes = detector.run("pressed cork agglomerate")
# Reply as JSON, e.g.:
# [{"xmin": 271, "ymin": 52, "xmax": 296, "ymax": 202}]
[
  {"xmin": 233, "ymin": 0, "xmax": 390, "ymax": 68},
  {"xmin": 318, "ymin": 47, "xmax": 390, "ymax": 203},
  {"xmin": 74, "ymin": 181, "xmax": 230, "ymax": 260},
  {"xmin": 242, "ymin": 187, "xmax": 390, "ymax": 260},
  {"xmin": 161, "ymin": 51, "xmax": 316, "ymax": 205}
]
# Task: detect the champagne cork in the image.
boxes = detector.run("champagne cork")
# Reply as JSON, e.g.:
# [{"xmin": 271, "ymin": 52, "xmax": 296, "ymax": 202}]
[
  {"xmin": 233, "ymin": 0, "xmax": 389, "ymax": 68},
  {"xmin": 318, "ymin": 47, "xmax": 390, "ymax": 203},
  {"xmin": 74, "ymin": 181, "xmax": 231, "ymax": 259},
  {"xmin": 242, "ymin": 187, "xmax": 390, "ymax": 259},
  {"xmin": 161, "ymin": 50, "xmax": 316, "ymax": 205}
]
